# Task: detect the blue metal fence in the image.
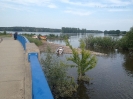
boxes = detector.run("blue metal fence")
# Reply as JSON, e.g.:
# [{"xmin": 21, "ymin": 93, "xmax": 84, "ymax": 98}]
[
  {"xmin": 29, "ymin": 53, "xmax": 53, "ymax": 99},
  {"xmin": 17, "ymin": 35, "xmax": 29, "ymax": 50},
  {"xmin": 17, "ymin": 35, "xmax": 54, "ymax": 99}
]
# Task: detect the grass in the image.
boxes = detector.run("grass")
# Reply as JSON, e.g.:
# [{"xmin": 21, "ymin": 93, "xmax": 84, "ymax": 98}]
[
  {"xmin": 25, "ymin": 36, "xmax": 43, "ymax": 46},
  {"xmin": 0, "ymin": 32, "xmax": 12, "ymax": 37}
]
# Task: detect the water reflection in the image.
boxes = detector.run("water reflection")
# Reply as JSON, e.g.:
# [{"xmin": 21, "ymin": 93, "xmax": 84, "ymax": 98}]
[
  {"xmin": 41, "ymin": 49, "xmax": 133, "ymax": 99},
  {"xmin": 121, "ymin": 51, "xmax": 133, "ymax": 76},
  {"xmin": 90, "ymin": 48, "xmax": 133, "ymax": 77},
  {"xmin": 39, "ymin": 32, "xmax": 133, "ymax": 99},
  {"xmin": 72, "ymin": 81, "xmax": 90, "ymax": 99}
]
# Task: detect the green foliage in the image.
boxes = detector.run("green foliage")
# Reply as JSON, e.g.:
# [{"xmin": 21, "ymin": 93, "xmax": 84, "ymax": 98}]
[
  {"xmin": 4, "ymin": 31, "xmax": 7, "ymax": 35},
  {"xmin": 104, "ymin": 30, "xmax": 122, "ymax": 35},
  {"xmin": 46, "ymin": 34, "xmax": 69, "ymax": 39},
  {"xmin": 0, "ymin": 31, "xmax": 12, "ymax": 37},
  {"xmin": 84, "ymin": 26, "xmax": 133, "ymax": 51},
  {"xmin": 117, "ymin": 27, "xmax": 133, "ymax": 50},
  {"xmin": 22, "ymin": 33, "xmax": 36, "ymax": 37},
  {"xmin": 0, "ymin": 31, "xmax": 7, "ymax": 35},
  {"xmin": 62, "ymin": 27, "xmax": 103, "ymax": 33},
  {"xmin": 25, "ymin": 36, "xmax": 43, "ymax": 46},
  {"xmin": 41, "ymin": 47, "xmax": 78, "ymax": 99},
  {"xmin": 0, "ymin": 27, "xmax": 61, "ymax": 32},
  {"xmin": 65, "ymin": 39, "xmax": 97, "ymax": 81},
  {"xmin": 84, "ymin": 35, "xmax": 117, "ymax": 49}
]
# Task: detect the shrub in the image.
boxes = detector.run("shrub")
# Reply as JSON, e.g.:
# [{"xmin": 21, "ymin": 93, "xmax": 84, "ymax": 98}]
[
  {"xmin": 84, "ymin": 35, "xmax": 117, "ymax": 49},
  {"xmin": 117, "ymin": 26, "xmax": 133, "ymax": 50},
  {"xmin": 41, "ymin": 47, "xmax": 78, "ymax": 99},
  {"xmin": 25, "ymin": 36, "xmax": 43, "ymax": 46}
]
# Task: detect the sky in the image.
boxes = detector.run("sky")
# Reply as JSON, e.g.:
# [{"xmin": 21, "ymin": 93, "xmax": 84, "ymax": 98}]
[{"xmin": 0, "ymin": 0, "xmax": 133, "ymax": 31}]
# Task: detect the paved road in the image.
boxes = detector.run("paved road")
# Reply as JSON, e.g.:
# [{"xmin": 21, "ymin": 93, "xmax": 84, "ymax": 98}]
[{"xmin": 0, "ymin": 37, "xmax": 31, "ymax": 99}]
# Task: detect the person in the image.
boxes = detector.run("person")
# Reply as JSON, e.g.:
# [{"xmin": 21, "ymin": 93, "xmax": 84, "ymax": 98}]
[{"xmin": 14, "ymin": 32, "xmax": 18, "ymax": 40}]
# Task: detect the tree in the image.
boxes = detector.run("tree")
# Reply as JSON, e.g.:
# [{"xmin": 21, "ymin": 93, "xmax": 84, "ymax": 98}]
[
  {"xmin": 65, "ymin": 39, "xmax": 97, "ymax": 81},
  {"xmin": 116, "ymin": 30, "xmax": 120, "ymax": 35},
  {"xmin": 3, "ymin": 31, "xmax": 6, "ymax": 35}
]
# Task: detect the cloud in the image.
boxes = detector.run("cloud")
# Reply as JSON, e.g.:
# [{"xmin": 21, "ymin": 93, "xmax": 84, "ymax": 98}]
[
  {"xmin": 47, "ymin": 4, "xmax": 57, "ymax": 8},
  {"xmin": 108, "ymin": 9, "xmax": 132, "ymax": 12},
  {"xmin": 1, "ymin": 0, "xmax": 51, "ymax": 6},
  {"xmin": 60, "ymin": 0, "xmax": 132, "ymax": 8},
  {"xmin": 0, "ymin": 0, "xmax": 57, "ymax": 10},
  {"xmin": 60, "ymin": 0, "xmax": 106, "ymax": 7},
  {"xmin": 0, "ymin": 2, "xmax": 42, "ymax": 13},
  {"xmin": 108, "ymin": 0, "xmax": 131, "ymax": 6},
  {"xmin": 64, "ymin": 8, "xmax": 92, "ymax": 16},
  {"xmin": 0, "ymin": 0, "xmax": 57, "ymax": 8}
]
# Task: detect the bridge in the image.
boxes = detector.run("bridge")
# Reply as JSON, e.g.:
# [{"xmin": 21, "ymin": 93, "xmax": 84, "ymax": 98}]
[{"xmin": 0, "ymin": 35, "xmax": 53, "ymax": 99}]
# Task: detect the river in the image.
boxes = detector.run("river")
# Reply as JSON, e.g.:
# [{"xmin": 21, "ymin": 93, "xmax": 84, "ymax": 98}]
[
  {"xmin": 6, "ymin": 31, "xmax": 133, "ymax": 99},
  {"xmin": 40, "ymin": 32, "xmax": 133, "ymax": 99}
]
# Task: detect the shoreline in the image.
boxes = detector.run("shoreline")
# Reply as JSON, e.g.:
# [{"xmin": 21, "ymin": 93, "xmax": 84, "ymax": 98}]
[{"xmin": 39, "ymin": 41, "xmax": 107, "ymax": 56}]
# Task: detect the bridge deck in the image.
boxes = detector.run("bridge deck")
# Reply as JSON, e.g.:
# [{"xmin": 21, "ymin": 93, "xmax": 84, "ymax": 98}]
[{"xmin": 0, "ymin": 37, "xmax": 31, "ymax": 99}]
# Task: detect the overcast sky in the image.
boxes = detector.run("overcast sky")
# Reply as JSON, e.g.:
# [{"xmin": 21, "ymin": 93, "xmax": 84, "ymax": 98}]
[{"xmin": 0, "ymin": 0, "xmax": 133, "ymax": 31}]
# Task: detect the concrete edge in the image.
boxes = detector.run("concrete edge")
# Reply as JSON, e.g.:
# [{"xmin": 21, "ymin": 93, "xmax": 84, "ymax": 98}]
[
  {"xmin": 24, "ymin": 54, "xmax": 32, "ymax": 99},
  {"xmin": 24, "ymin": 42, "xmax": 40, "ymax": 99}
]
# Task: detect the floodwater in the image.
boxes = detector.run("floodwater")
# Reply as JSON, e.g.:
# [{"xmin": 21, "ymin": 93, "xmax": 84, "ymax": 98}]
[
  {"xmin": 6, "ymin": 31, "xmax": 132, "ymax": 99},
  {"xmin": 40, "ymin": 32, "xmax": 133, "ymax": 99}
]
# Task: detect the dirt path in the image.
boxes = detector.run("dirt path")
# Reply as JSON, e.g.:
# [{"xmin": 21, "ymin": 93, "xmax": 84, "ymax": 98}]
[{"xmin": 39, "ymin": 41, "xmax": 107, "ymax": 56}]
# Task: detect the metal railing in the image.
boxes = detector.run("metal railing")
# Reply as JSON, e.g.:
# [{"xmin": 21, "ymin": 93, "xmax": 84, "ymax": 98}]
[
  {"xmin": 17, "ymin": 35, "xmax": 53, "ymax": 99},
  {"xmin": 17, "ymin": 35, "xmax": 29, "ymax": 50}
]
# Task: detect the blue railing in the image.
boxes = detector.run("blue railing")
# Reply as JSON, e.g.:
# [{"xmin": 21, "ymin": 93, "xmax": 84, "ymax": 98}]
[
  {"xmin": 17, "ymin": 35, "xmax": 53, "ymax": 99},
  {"xmin": 28, "ymin": 53, "xmax": 53, "ymax": 99},
  {"xmin": 17, "ymin": 35, "xmax": 29, "ymax": 50}
]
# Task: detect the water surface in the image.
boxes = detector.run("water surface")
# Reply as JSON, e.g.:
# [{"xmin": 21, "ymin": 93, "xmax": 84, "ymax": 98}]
[{"xmin": 40, "ymin": 32, "xmax": 133, "ymax": 99}]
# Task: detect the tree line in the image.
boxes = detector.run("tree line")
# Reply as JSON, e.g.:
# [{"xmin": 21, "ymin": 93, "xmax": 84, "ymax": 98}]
[
  {"xmin": 1, "ymin": 27, "xmax": 127, "ymax": 34},
  {"xmin": 0, "ymin": 27, "xmax": 61, "ymax": 32},
  {"xmin": 0, "ymin": 27, "xmax": 103, "ymax": 33},
  {"xmin": 62, "ymin": 27, "xmax": 103, "ymax": 33},
  {"xmin": 104, "ymin": 30, "xmax": 127, "ymax": 35}
]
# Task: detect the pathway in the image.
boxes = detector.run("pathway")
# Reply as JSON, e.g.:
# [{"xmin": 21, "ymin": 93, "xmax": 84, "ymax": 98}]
[{"xmin": 0, "ymin": 37, "xmax": 31, "ymax": 99}]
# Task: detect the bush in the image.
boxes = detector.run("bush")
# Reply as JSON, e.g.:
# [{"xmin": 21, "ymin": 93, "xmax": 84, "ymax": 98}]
[
  {"xmin": 84, "ymin": 35, "xmax": 117, "ymax": 49},
  {"xmin": 46, "ymin": 34, "xmax": 69, "ymax": 39},
  {"xmin": 117, "ymin": 26, "xmax": 133, "ymax": 50},
  {"xmin": 41, "ymin": 47, "xmax": 78, "ymax": 99},
  {"xmin": 25, "ymin": 36, "xmax": 43, "ymax": 46}
]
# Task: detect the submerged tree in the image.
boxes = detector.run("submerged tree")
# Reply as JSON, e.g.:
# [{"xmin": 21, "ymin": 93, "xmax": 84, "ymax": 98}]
[{"xmin": 65, "ymin": 39, "xmax": 97, "ymax": 81}]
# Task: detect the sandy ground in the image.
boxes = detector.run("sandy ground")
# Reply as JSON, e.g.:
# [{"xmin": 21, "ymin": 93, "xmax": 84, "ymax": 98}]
[{"xmin": 39, "ymin": 41, "xmax": 107, "ymax": 56}]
